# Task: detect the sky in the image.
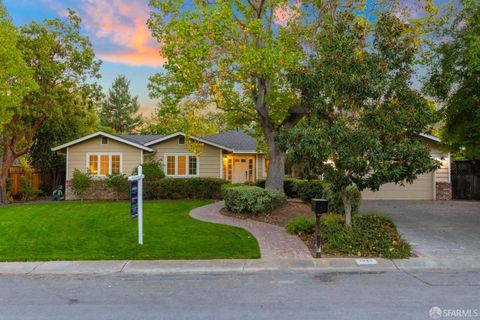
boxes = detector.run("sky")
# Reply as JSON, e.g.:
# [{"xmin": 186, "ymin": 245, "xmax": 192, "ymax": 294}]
[
  {"xmin": 4, "ymin": 0, "xmax": 453, "ymax": 116},
  {"xmin": 5, "ymin": 0, "xmax": 162, "ymax": 116}
]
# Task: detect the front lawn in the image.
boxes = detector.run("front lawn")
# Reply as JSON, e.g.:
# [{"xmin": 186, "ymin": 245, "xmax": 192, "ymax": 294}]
[{"xmin": 0, "ymin": 200, "xmax": 260, "ymax": 261}]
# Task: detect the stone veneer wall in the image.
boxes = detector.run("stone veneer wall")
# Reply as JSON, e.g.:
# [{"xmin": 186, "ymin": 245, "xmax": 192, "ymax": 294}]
[
  {"xmin": 436, "ymin": 182, "xmax": 452, "ymax": 201},
  {"xmin": 65, "ymin": 180, "xmax": 129, "ymax": 201}
]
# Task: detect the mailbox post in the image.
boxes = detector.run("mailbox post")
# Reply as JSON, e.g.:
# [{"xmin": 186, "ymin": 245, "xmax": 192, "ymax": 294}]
[{"xmin": 311, "ymin": 198, "xmax": 328, "ymax": 258}]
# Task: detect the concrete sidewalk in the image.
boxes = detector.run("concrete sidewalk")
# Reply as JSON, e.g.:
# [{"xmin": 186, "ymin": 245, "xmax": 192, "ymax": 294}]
[{"xmin": 2, "ymin": 256, "xmax": 480, "ymax": 275}]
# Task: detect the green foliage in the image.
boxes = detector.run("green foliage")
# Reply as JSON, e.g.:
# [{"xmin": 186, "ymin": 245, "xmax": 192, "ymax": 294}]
[
  {"xmin": 323, "ymin": 184, "xmax": 361, "ymax": 216},
  {"xmin": 425, "ymin": 0, "xmax": 480, "ymax": 159},
  {"xmin": 144, "ymin": 178, "xmax": 229, "ymax": 200},
  {"xmin": 279, "ymin": 8, "xmax": 440, "ymax": 225},
  {"xmin": 222, "ymin": 186, "xmax": 285, "ymax": 214},
  {"xmin": 254, "ymin": 178, "xmax": 324, "ymax": 201},
  {"xmin": 19, "ymin": 177, "xmax": 40, "ymax": 202},
  {"xmin": 320, "ymin": 214, "xmax": 411, "ymax": 259},
  {"xmin": 0, "ymin": 2, "xmax": 37, "ymax": 128},
  {"xmin": 71, "ymin": 169, "xmax": 92, "ymax": 200},
  {"xmin": 286, "ymin": 217, "xmax": 316, "ymax": 235},
  {"xmin": 134, "ymin": 161, "xmax": 165, "ymax": 181},
  {"xmin": 105, "ymin": 174, "xmax": 129, "ymax": 200},
  {"xmin": 100, "ymin": 75, "xmax": 143, "ymax": 134}
]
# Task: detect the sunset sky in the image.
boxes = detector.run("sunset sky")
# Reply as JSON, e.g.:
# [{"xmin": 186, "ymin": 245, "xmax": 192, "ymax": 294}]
[{"xmin": 5, "ymin": 0, "xmax": 452, "ymax": 115}]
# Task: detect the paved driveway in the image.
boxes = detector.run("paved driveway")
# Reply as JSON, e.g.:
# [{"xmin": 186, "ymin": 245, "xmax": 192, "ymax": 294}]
[{"xmin": 360, "ymin": 201, "xmax": 480, "ymax": 258}]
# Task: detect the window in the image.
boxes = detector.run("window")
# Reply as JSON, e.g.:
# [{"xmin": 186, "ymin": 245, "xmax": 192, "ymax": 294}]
[
  {"xmin": 189, "ymin": 156, "xmax": 197, "ymax": 175},
  {"xmin": 167, "ymin": 156, "xmax": 175, "ymax": 175},
  {"xmin": 248, "ymin": 158, "xmax": 254, "ymax": 181},
  {"xmin": 111, "ymin": 155, "xmax": 120, "ymax": 174},
  {"xmin": 89, "ymin": 155, "xmax": 98, "ymax": 174},
  {"xmin": 177, "ymin": 156, "xmax": 186, "ymax": 175},
  {"xmin": 178, "ymin": 136, "xmax": 185, "ymax": 145},
  {"xmin": 164, "ymin": 154, "xmax": 198, "ymax": 176},
  {"xmin": 101, "ymin": 137, "xmax": 109, "ymax": 144},
  {"xmin": 87, "ymin": 153, "xmax": 122, "ymax": 176}
]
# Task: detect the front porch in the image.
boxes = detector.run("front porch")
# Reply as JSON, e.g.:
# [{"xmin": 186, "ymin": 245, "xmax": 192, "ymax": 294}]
[{"xmin": 222, "ymin": 153, "xmax": 267, "ymax": 183}]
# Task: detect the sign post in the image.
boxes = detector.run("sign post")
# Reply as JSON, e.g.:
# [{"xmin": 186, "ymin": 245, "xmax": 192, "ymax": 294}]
[
  {"xmin": 311, "ymin": 198, "xmax": 328, "ymax": 258},
  {"xmin": 128, "ymin": 165, "xmax": 144, "ymax": 245}
]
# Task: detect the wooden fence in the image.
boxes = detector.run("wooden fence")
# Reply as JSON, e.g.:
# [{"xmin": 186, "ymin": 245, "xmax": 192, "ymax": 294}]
[{"xmin": 8, "ymin": 166, "xmax": 42, "ymax": 196}]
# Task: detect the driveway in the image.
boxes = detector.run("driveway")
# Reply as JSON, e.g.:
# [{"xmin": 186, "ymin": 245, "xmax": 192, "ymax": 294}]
[{"xmin": 360, "ymin": 200, "xmax": 480, "ymax": 258}]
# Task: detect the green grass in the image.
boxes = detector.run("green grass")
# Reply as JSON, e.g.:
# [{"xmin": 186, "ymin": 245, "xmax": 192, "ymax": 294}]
[{"xmin": 0, "ymin": 200, "xmax": 260, "ymax": 261}]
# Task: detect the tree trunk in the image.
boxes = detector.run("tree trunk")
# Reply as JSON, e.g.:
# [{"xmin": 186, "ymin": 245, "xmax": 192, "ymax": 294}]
[
  {"xmin": 340, "ymin": 190, "xmax": 352, "ymax": 227},
  {"xmin": 265, "ymin": 141, "xmax": 285, "ymax": 192},
  {"xmin": 0, "ymin": 152, "xmax": 15, "ymax": 204}
]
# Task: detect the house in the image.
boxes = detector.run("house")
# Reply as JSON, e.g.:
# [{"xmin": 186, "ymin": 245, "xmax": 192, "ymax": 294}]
[
  {"xmin": 51, "ymin": 130, "xmax": 267, "ymax": 200},
  {"xmin": 52, "ymin": 130, "xmax": 451, "ymax": 201}
]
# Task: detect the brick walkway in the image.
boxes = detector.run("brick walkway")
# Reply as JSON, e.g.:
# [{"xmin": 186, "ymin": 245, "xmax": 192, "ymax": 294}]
[{"xmin": 190, "ymin": 201, "xmax": 312, "ymax": 260}]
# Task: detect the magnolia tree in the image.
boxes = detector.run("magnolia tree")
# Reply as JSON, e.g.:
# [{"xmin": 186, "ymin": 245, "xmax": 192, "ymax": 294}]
[
  {"xmin": 147, "ymin": 0, "xmax": 365, "ymax": 191},
  {"xmin": 278, "ymin": 7, "xmax": 440, "ymax": 226}
]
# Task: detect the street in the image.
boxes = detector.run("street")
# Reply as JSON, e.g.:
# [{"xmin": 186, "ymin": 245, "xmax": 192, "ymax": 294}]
[{"xmin": 1, "ymin": 270, "xmax": 479, "ymax": 320}]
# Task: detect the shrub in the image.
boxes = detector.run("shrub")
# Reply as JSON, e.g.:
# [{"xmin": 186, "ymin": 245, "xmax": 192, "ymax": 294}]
[
  {"xmin": 144, "ymin": 177, "xmax": 229, "ymax": 200},
  {"xmin": 222, "ymin": 186, "xmax": 285, "ymax": 214},
  {"xmin": 320, "ymin": 213, "xmax": 411, "ymax": 259},
  {"xmin": 323, "ymin": 183, "xmax": 361, "ymax": 215},
  {"xmin": 20, "ymin": 177, "xmax": 40, "ymax": 202},
  {"xmin": 105, "ymin": 174, "xmax": 129, "ymax": 200},
  {"xmin": 252, "ymin": 178, "xmax": 324, "ymax": 201},
  {"xmin": 71, "ymin": 169, "xmax": 92, "ymax": 200},
  {"xmin": 134, "ymin": 161, "xmax": 165, "ymax": 181},
  {"xmin": 286, "ymin": 216, "xmax": 316, "ymax": 235}
]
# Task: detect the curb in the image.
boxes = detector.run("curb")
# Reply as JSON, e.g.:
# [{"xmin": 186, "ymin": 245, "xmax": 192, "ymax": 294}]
[{"xmin": 2, "ymin": 257, "xmax": 480, "ymax": 275}]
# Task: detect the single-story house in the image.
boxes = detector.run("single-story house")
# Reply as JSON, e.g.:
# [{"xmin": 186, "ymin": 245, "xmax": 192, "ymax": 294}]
[
  {"xmin": 52, "ymin": 130, "xmax": 268, "ymax": 199},
  {"xmin": 52, "ymin": 130, "xmax": 451, "ymax": 201}
]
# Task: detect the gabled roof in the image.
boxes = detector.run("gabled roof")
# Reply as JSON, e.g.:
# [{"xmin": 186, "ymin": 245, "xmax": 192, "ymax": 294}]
[
  {"xmin": 116, "ymin": 134, "xmax": 166, "ymax": 145},
  {"xmin": 51, "ymin": 132, "xmax": 154, "ymax": 152},
  {"xmin": 144, "ymin": 132, "xmax": 234, "ymax": 152},
  {"xmin": 203, "ymin": 130, "xmax": 257, "ymax": 152}
]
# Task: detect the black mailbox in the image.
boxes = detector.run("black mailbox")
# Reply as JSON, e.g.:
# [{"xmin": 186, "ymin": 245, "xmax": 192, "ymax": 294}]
[{"xmin": 312, "ymin": 198, "xmax": 328, "ymax": 215}]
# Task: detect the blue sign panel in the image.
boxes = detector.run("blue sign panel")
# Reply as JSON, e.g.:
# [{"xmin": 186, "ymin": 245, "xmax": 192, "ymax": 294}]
[{"xmin": 130, "ymin": 180, "xmax": 139, "ymax": 219}]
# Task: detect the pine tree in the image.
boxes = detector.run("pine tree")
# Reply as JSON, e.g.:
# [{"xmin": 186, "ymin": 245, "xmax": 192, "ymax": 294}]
[{"xmin": 100, "ymin": 75, "xmax": 143, "ymax": 134}]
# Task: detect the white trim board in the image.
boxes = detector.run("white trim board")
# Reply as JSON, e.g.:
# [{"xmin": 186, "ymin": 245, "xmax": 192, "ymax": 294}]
[
  {"xmin": 86, "ymin": 152, "xmax": 123, "ymax": 176},
  {"xmin": 52, "ymin": 131, "xmax": 154, "ymax": 152}
]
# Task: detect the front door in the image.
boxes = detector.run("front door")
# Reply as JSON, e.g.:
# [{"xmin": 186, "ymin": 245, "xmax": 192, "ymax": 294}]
[{"xmin": 233, "ymin": 158, "xmax": 250, "ymax": 183}]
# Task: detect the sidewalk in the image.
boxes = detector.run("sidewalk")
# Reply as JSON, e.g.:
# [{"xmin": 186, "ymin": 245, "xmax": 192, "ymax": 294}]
[{"xmin": 2, "ymin": 256, "xmax": 480, "ymax": 275}]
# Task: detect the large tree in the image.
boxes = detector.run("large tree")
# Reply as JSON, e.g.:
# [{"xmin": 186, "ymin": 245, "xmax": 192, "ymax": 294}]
[
  {"xmin": 279, "ymin": 7, "xmax": 439, "ymax": 226},
  {"xmin": 100, "ymin": 75, "xmax": 143, "ymax": 134},
  {"xmin": 0, "ymin": 1, "xmax": 36, "ymax": 128},
  {"xmin": 425, "ymin": 0, "xmax": 480, "ymax": 159},
  {"xmin": 147, "ymin": 0, "xmax": 359, "ymax": 191},
  {"xmin": 0, "ymin": 9, "xmax": 101, "ymax": 203}
]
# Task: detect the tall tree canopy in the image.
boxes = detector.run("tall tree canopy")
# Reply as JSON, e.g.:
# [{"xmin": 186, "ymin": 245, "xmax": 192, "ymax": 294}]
[
  {"xmin": 100, "ymin": 75, "xmax": 143, "ymax": 134},
  {"xmin": 148, "ymin": 0, "xmax": 359, "ymax": 191},
  {"xmin": 0, "ymin": 9, "xmax": 101, "ymax": 203},
  {"xmin": 0, "ymin": 1, "xmax": 36, "ymax": 128},
  {"xmin": 278, "ymin": 5, "xmax": 439, "ymax": 225},
  {"xmin": 425, "ymin": 0, "xmax": 480, "ymax": 159}
]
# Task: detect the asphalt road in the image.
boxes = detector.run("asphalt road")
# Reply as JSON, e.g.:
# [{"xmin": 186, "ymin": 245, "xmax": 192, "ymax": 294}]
[{"xmin": 1, "ymin": 270, "xmax": 480, "ymax": 320}]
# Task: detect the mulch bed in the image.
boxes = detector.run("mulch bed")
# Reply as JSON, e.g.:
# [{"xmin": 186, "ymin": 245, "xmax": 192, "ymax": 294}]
[{"xmin": 221, "ymin": 199, "xmax": 321, "ymax": 257}]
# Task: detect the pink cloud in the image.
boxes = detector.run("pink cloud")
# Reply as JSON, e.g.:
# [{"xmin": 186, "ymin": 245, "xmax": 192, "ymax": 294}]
[
  {"xmin": 274, "ymin": 1, "xmax": 301, "ymax": 26},
  {"xmin": 79, "ymin": 0, "xmax": 165, "ymax": 67}
]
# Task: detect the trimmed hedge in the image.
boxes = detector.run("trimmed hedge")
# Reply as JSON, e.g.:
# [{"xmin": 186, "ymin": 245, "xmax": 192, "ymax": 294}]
[
  {"xmin": 144, "ymin": 178, "xmax": 229, "ymax": 200},
  {"xmin": 222, "ymin": 186, "xmax": 285, "ymax": 214},
  {"xmin": 320, "ymin": 213, "xmax": 411, "ymax": 259}
]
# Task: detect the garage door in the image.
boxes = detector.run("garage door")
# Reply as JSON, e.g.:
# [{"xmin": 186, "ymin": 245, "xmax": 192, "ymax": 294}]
[{"xmin": 361, "ymin": 172, "xmax": 434, "ymax": 200}]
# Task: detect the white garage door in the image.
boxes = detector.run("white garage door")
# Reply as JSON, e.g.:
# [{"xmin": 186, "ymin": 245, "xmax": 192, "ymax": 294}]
[{"xmin": 361, "ymin": 172, "xmax": 434, "ymax": 200}]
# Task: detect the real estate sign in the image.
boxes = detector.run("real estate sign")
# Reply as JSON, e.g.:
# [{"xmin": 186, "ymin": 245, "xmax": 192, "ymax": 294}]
[{"xmin": 128, "ymin": 166, "xmax": 144, "ymax": 245}]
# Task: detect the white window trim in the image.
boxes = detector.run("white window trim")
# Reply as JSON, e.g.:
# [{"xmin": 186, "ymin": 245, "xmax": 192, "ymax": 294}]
[
  {"xmin": 163, "ymin": 153, "xmax": 200, "ymax": 177},
  {"xmin": 86, "ymin": 152, "xmax": 123, "ymax": 176}
]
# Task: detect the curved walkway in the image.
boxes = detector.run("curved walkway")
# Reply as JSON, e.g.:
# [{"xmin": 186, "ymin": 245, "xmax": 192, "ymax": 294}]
[{"xmin": 190, "ymin": 201, "xmax": 312, "ymax": 260}]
